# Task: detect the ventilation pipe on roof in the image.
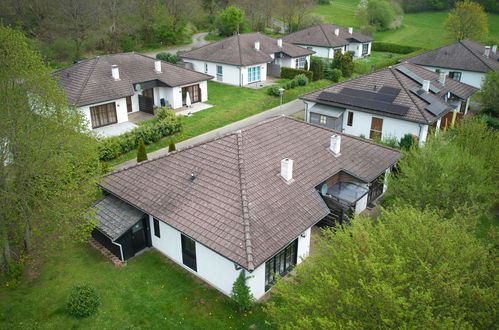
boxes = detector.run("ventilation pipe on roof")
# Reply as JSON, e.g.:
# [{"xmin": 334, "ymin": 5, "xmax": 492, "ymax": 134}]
[
  {"xmin": 330, "ymin": 135, "xmax": 341, "ymax": 156},
  {"xmin": 280, "ymin": 158, "xmax": 293, "ymax": 182},
  {"xmin": 348, "ymin": 27, "xmax": 353, "ymax": 34},
  {"xmin": 255, "ymin": 41, "xmax": 260, "ymax": 51},
  {"xmin": 277, "ymin": 38, "xmax": 283, "ymax": 48},
  {"xmin": 438, "ymin": 72, "xmax": 446, "ymax": 86},
  {"xmin": 154, "ymin": 60, "xmax": 162, "ymax": 73},
  {"xmin": 111, "ymin": 65, "xmax": 120, "ymax": 80},
  {"xmin": 492, "ymin": 45, "xmax": 497, "ymax": 54},
  {"xmin": 334, "ymin": 28, "xmax": 340, "ymax": 36},
  {"xmin": 484, "ymin": 46, "xmax": 491, "ymax": 58},
  {"xmin": 422, "ymin": 80, "xmax": 430, "ymax": 92}
]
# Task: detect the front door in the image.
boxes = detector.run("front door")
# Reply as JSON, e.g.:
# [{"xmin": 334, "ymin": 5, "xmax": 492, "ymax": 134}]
[
  {"xmin": 139, "ymin": 88, "xmax": 154, "ymax": 114},
  {"xmin": 131, "ymin": 219, "xmax": 147, "ymax": 254}
]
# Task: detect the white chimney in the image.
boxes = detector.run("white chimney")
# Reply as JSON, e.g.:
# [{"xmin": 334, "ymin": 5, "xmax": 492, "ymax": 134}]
[
  {"xmin": 334, "ymin": 28, "xmax": 340, "ymax": 36},
  {"xmin": 422, "ymin": 80, "xmax": 430, "ymax": 92},
  {"xmin": 255, "ymin": 41, "xmax": 260, "ymax": 51},
  {"xmin": 492, "ymin": 45, "xmax": 497, "ymax": 54},
  {"xmin": 154, "ymin": 60, "xmax": 162, "ymax": 73},
  {"xmin": 330, "ymin": 135, "xmax": 341, "ymax": 156},
  {"xmin": 348, "ymin": 27, "xmax": 353, "ymax": 34},
  {"xmin": 438, "ymin": 72, "xmax": 446, "ymax": 86},
  {"xmin": 277, "ymin": 38, "xmax": 283, "ymax": 48},
  {"xmin": 484, "ymin": 46, "xmax": 491, "ymax": 58},
  {"xmin": 111, "ymin": 65, "xmax": 120, "ymax": 80},
  {"xmin": 280, "ymin": 158, "xmax": 293, "ymax": 182}
]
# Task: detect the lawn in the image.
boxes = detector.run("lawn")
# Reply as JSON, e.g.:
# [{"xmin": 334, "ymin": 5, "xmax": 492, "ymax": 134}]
[
  {"xmin": 312, "ymin": 0, "xmax": 499, "ymax": 49},
  {"xmin": 0, "ymin": 242, "xmax": 271, "ymax": 329},
  {"xmin": 354, "ymin": 51, "xmax": 402, "ymax": 65},
  {"xmin": 108, "ymin": 79, "xmax": 332, "ymax": 166}
]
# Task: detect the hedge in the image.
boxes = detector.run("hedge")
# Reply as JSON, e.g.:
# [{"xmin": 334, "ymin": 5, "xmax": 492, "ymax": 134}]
[
  {"xmin": 281, "ymin": 67, "xmax": 313, "ymax": 81},
  {"xmin": 372, "ymin": 42, "xmax": 422, "ymax": 54},
  {"xmin": 354, "ymin": 49, "xmax": 427, "ymax": 75},
  {"xmin": 98, "ymin": 108, "xmax": 182, "ymax": 161}
]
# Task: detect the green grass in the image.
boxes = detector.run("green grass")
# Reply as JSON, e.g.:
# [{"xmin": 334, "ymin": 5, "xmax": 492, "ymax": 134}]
[
  {"xmin": 108, "ymin": 79, "xmax": 332, "ymax": 166},
  {"xmin": 354, "ymin": 51, "xmax": 402, "ymax": 65},
  {"xmin": 312, "ymin": 1, "xmax": 499, "ymax": 49},
  {"xmin": 0, "ymin": 242, "xmax": 271, "ymax": 329}
]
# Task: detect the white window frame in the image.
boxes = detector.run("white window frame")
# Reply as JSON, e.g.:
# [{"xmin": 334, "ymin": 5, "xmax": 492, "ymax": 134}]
[{"xmin": 216, "ymin": 65, "xmax": 223, "ymax": 81}]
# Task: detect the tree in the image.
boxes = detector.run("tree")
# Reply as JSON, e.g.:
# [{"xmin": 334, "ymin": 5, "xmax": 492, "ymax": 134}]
[
  {"xmin": 0, "ymin": 26, "xmax": 100, "ymax": 272},
  {"xmin": 265, "ymin": 206, "xmax": 497, "ymax": 328},
  {"xmin": 277, "ymin": 0, "xmax": 314, "ymax": 33},
  {"xmin": 230, "ymin": 271, "xmax": 255, "ymax": 312},
  {"xmin": 480, "ymin": 71, "xmax": 499, "ymax": 117},
  {"xmin": 168, "ymin": 140, "xmax": 176, "ymax": 152},
  {"xmin": 309, "ymin": 57, "xmax": 324, "ymax": 81},
  {"xmin": 444, "ymin": 0, "xmax": 488, "ymax": 41},
  {"xmin": 137, "ymin": 139, "xmax": 148, "ymax": 162},
  {"xmin": 339, "ymin": 52, "xmax": 354, "ymax": 77},
  {"xmin": 217, "ymin": 5, "xmax": 245, "ymax": 36}
]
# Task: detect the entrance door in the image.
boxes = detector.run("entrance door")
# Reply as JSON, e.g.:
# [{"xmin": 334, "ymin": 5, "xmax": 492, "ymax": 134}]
[
  {"xmin": 182, "ymin": 84, "xmax": 201, "ymax": 105},
  {"xmin": 89, "ymin": 102, "xmax": 117, "ymax": 128},
  {"xmin": 131, "ymin": 219, "xmax": 147, "ymax": 254},
  {"xmin": 139, "ymin": 88, "xmax": 154, "ymax": 114}
]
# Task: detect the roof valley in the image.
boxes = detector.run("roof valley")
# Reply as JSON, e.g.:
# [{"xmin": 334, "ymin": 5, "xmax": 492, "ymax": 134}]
[{"xmin": 235, "ymin": 130, "xmax": 254, "ymax": 271}]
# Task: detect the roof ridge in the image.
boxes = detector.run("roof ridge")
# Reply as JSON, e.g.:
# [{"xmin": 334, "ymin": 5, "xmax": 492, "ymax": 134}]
[
  {"xmin": 237, "ymin": 34, "xmax": 244, "ymax": 66},
  {"xmin": 459, "ymin": 40, "xmax": 496, "ymax": 71},
  {"xmin": 318, "ymin": 23, "xmax": 333, "ymax": 48},
  {"xmin": 75, "ymin": 57, "xmax": 99, "ymax": 105},
  {"xmin": 235, "ymin": 130, "xmax": 254, "ymax": 271},
  {"xmin": 134, "ymin": 52, "xmax": 213, "ymax": 81}
]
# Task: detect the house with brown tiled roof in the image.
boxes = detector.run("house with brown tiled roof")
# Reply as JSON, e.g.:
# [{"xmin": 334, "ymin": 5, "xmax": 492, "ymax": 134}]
[
  {"xmin": 405, "ymin": 40, "xmax": 498, "ymax": 88},
  {"xmin": 283, "ymin": 23, "xmax": 374, "ymax": 59},
  {"xmin": 179, "ymin": 32, "xmax": 314, "ymax": 86},
  {"xmin": 92, "ymin": 116, "xmax": 400, "ymax": 299},
  {"xmin": 54, "ymin": 53, "xmax": 212, "ymax": 136},
  {"xmin": 300, "ymin": 62, "xmax": 478, "ymax": 146}
]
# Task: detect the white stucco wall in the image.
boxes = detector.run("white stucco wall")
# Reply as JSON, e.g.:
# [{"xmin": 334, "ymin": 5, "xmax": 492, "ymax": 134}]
[
  {"xmin": 355, "ymin": 194, "xmax": 368, "ymax": 214},
  {"xmin": 183, "ymin": 59, "xmax": 266, "ymax": 86},
  {"xmin": 420, "ymin": 65, "xmax": 485, "ymax": 89},
  {"xmin": 297, "ymin": 45, "xmax": 332, "ymax": 58},
  {"xmin": 242, "ymin": 64, "xmax": 267, "ymax": 85},
  {"xmin": 79, "ymin": 97, "xmax": 128, "ymax": 130}
]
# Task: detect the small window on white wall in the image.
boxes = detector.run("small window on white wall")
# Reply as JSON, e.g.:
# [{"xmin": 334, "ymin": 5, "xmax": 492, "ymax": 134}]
[{"xmin": 320, "ymin": 115, "xmax": 327, "ymax": 125}]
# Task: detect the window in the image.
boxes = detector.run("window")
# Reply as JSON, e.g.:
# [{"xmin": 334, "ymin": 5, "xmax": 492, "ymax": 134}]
[
  {"xmin": 216, "ymin": 65, "xmax": 223, "ymax": 81},
  {"xmin": 347, "ymin": 111, "xmax": 354, "ymax": 126},
  {"xmin": 181, "ymin": 234, "xmax": 197, "ymax": 271},
  {"xmin": 265, "ymin": 239, "xmax": 298, "ymax": 290},
  {"xmin": 204, "ymin": 63, "xmax": 208, "ymax": 73},
  {"xmin": 320, "ymin": 115, "xmax": 327, "ymax": 125},
  {"xmin": 449, "ymin": 71, "xmax": 462, "ymax": 82},
  {"xmin": 435, "ymin": 69, "xmax": 441, "ymax": 73},
  {"xmin": 369, "ymin": 117, "xmax": 383, "ymax": 140},
  {"xmin": 89, "ymin": 102, "xmax": 117, "ymax": 128},
  {"xmin": 153, "ymin": 218, "xmax": 160, "ymax": 238},
  {"xmin": 295, "ymin": 57, "xmax": 306, "ymax": 70},
  {"xmin": 362, "ymin": 43, "xmax": 369, "ymax": 56},
  {"xmin": 248, "ymin": 66, "xmax": 261, "ymax": 83},
  {"xmin": 306, "ymin": 46, "xmax": 313, "ymax": 50}
]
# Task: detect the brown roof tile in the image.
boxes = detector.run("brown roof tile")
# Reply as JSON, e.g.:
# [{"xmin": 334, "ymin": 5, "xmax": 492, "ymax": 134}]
[{"xmin": 283, "ymin": 23, "xmax": 374, "ymax": 48}]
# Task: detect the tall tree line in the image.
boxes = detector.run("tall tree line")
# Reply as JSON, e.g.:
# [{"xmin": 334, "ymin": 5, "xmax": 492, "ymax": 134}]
[{"xmin": 396, "ymin": 0, "xmax": 497, "ymax": 13}]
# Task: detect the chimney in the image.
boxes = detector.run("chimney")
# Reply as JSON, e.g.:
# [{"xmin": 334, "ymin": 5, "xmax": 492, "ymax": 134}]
[
  {"xmin": 255, "ymin": 41, "xmax": 260, "ymax": 51},
  {"xmin": 277, "ymin": 38, "xmax": 283, "ymax": 48},
  {"xmin": 492, "ymin": 45, "xmax": 497, "ymax": 54},
  {"xmin": 111, "ymin": 65, "xmax": 120, "ymax": 80},
  {"xmin": 154, "ymin": 60, "xmax": 162, "ymax": 73},
  {"xmin": 422, "ymin": 79, "xmax": 430, "ymax": 92},
  {"xmin": 280, "ymin": 158, "xmax": 293, "ymax": 182},
  {"xmin": 334, "ymin": 28, "xmax": 340, "ymax": 36},
  {"xmin": 438, "ymin": 72, "xmax": 446, "ymax": 86},
  {"xmin": 330, "ymin": 135, "xmax": 341, "ymax": 156},
  {"xmin": 484, "ymin": 46, "xmax": 491, "ymax": 58},
  {"xmin": 348, "ymin": 27, "xmax": 353, "ymax": 34}
]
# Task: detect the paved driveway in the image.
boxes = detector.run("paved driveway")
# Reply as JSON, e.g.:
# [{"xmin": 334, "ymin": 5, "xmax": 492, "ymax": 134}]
[
  {"xmin": 143, "ymin": 32, "xmax": 209, "ymax": 58},
  {"xmin": 112, "ymin": 99, "xmax": 305, "ymax": 171}
]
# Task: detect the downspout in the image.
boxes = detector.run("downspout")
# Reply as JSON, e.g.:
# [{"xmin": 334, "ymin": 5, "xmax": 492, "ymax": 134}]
[
  {"xmin": 417, "ymin": 123, "xmax": 424, "ymax": 147},
  {"xmin": 239, "ymin": 66, "xmax": 242, "ymax": 87},
  {"xmin": 304, "ymin": 102, "xmax": 309, "ymax": 122},
  {"xmin": 112, "ymin": 240, "xmax": 124, "ymax": 261}
]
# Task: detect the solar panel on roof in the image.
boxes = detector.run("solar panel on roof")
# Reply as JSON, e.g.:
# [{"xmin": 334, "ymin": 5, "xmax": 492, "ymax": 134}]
[
  {"xmin": 408, "ymin": 87, "xmax": 449, "ymax": 116},
  {"xmin": 340, "ymin": 87, "xmax": 399, "ymax": 103},
  {"xmin": 396, "ymin": 66, "xmax": 441, "ymax": 94},
  {"xmin": 378, "ymin": 86, "xmax": 400, "ymax": 96},
  {"xmin": 318, "ymin": 91, "xmax": 410, "ymax": 116}
]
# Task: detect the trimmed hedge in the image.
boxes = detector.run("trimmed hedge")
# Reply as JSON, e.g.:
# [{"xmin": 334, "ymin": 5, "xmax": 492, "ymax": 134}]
[
  {"xmin": 281, "ymin": 67, "xmax": 313, "ymax": 81},
  {"xmin": 372, "ymin": 42, "xmax": 422, "ymax": 54},
  {"xmin": 98, "ymin": 108, "xmax": 182, "ymax": 161}
]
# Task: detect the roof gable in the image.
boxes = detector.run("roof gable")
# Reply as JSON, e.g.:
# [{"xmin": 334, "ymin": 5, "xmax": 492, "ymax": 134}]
[{"xmin": 283, "ymin": 23, "xmax": 374, "ymax": 48}]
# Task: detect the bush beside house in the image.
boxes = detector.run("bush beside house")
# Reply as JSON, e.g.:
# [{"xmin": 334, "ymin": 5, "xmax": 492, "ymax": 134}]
[{"xmin": 281, "ymin": 67, "xmax": 313, "ymax": 81}]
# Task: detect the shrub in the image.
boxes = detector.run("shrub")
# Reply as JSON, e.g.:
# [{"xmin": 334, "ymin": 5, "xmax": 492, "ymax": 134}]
[
  {"xmin": 294, "ymin": 74, "xmax": 309, "ymax": 86},
  {"xmin": 137, "ymin": 139, "xmax": 148, "ymax": 162},
  {"xmin": 480, "ymin": 71, "xmax": 499, "ymax": 117},
  {"xmin": 476, "ymin": 114, "xmax": 499, "ymax": 130},
  {"xmin": 156, "ymin": 106, "xmax": 175, "ymax": 120},
  {"xmin": 372, "ymin": 42, "xmax": 421, "ymax": 54},
  {"xmin": 66, "ymin": 285, "xmax": 100, "ymax": 318},
  {"xmin": 281, "ymin": 67, "xmax": 313, "ymax": 81},
  {"xmin": 230, "ymin": 271, "xmax": 255, "ymax": 312},
  {"xmin": 267, "ymin": 85, "xmax": 281, "ymax": 96},
  {"xmin": 155, "ymin": 52, "xmax": 182, "ymax": 64},
  {"xmin": 399, "ymin": 133, "xmax": 417, "ymax": 150},
  {"xmin": 217, "ymin": 5, "xmax": 245, "ymax": 36},
  {"xmin": 339, "ymin": 52, "xmax": 354, "ymax": 77},
  {"xmin": 329, "ymin": 68, "xmax": 342, "ymax": 83},
  {"xmin": 168, "ymin": 140, "xmax": 176, "ymax": 152}
]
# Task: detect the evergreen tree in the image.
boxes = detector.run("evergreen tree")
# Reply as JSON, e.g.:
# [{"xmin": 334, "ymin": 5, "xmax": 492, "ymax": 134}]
[
  {"xmin": 230, "ymin": 271, "xmax": 255, "ymax": 312},
  {"xmin": 137, "ymin": 139, "xmax": 148, "ymax": 162},
  {"xmin": 168, "ymin": 140, "xmax": 176, "ymax": 152},
  {"xmin": 309, "ymin": 57, "xmax": 324, "ymax": 81}
]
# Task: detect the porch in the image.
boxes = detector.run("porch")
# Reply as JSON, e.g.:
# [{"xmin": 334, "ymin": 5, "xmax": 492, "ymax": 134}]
[{"xmin": 246, "ymin": 76, "xmax": 279, "ymax": 89}]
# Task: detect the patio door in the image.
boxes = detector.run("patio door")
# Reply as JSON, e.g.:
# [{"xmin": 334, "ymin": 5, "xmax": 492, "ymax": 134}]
[
  {"xmin": 182, "ymin": 84, "xmax": 201, "ymax": 105},
  {"xmin": 89, "ymin": 102, "xmax": 117, "ymax": 128}
]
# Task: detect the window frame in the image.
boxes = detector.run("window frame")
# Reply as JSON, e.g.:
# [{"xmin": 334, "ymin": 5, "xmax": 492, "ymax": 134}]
[
  {"xmin": 248, "ymin": 66, "xmax": 261, "ymax": 83},
  {"xmin": 347, "ymin": 111, "xmax": 354, "ymax": 126},
  {"xmin": 216, "ymin": 65, "xmax": 223, "ymax": 81},
  {"xmin": 181, "ymin": 234, "xmax": 197, "ymax": 271},
  {"xmin": 265, "ymin": 239, "xmax": 298, "ymax": 291},
  {"xmin": 153, "ymin": 218, "xmax": 160, "ymax": 238},
  {"xmin": 204, "ymin": 63, "xmax": 208, "ymax": 73},
  {"xmin": 449, "ymin": 71, "xmax": 462, "ymax": 82},
  {"xmin": 369, "ymin": 117, "xmax": 384, "ymax": 140}
]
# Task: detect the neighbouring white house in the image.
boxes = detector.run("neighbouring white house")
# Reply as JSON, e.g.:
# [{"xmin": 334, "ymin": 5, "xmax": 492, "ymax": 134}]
[
  {"xmin": 54, "ymin": 53, "xmax": 212, "ymax": 134},
  {"xmin": 405, "ymin": 40, "xmax": 498, "ymax": 89},
  {"xmin": 300, "ymin": 62, "xmax": 478, "ymax": 146},
  {"xmin": 179, "ymin": 32, "xmax": 314, "ymax": 86},
  {"xmin": 283, "ymin": 23, "xmax": 374, "ymax": 59},
  {"xmin": 92, "ymin": 116, "xmax": 401, "ymax": 299}
]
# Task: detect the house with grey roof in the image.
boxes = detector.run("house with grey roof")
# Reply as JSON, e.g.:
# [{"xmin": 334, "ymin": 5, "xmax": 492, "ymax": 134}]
[
  {"xmin": 405, "ymin": 40, "xmax": 498, "ymax": 88},
  {"xmin": 283, "ymin": 23, "xmax": 374, "ymax": 59},
  {"xmin": 92, "ymin": 116, "xmax": 400, "ymax": 299},
  {"xmin": 54, "ymin": 53, "xmax": 212, "ymax": 135},
  {"xmin": 179, "ymin": 32, "xmax": 314, "ymax": 86},
  {"xmin": 300, "ymin": 62, "xmax": 478, "ymax": 146}
]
